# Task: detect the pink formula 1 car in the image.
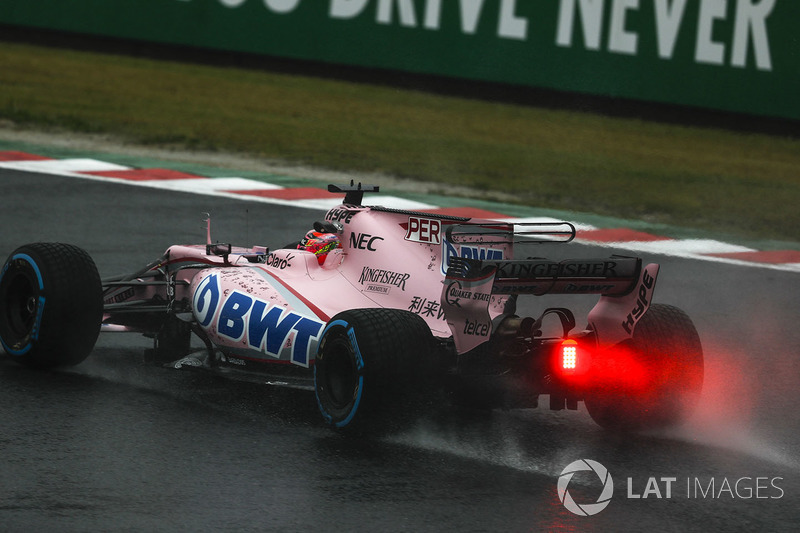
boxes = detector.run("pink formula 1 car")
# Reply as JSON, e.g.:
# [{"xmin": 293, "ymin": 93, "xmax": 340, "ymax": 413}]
[{"xmin": 0, "ymin": 183, "xmax": 703, "ymax": 432}]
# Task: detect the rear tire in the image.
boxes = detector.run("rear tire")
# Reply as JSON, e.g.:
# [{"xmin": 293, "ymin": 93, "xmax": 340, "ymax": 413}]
[
  {"xmin": 584, "ymin": 304, "xmax": 703, "ymax": 431},
  {"xmin": 314, "ymin": 308, "xmax": 437, "ymax": 433},
  {"xmin": 0, "ymin": 243, "xmax": 103, "ymax": 368}
]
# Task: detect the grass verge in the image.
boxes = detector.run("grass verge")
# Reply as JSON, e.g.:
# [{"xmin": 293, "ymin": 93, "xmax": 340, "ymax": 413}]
[{"xmin": 0, "ymin": 41, "xmax": 798, "ymax": 242}]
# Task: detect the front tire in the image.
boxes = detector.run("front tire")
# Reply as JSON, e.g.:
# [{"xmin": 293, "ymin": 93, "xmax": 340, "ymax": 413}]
[
  {"xmin": 584, "ymin": 304, "xmax": 703, "ymax": 431},
  {"xmin": 314, "ymin": 308, "xmax": 437, "ymax": 433},
  {"xmin": 0, "ymin": 243, "xmax": 103, "ymax": 368}
]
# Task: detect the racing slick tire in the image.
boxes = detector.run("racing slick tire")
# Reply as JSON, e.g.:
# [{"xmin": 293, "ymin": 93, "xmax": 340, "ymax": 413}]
[
  {"xmin": 584, "ymin": 304, "xmax": 703, "ymax": 431},
  {"xmin": 0, "ymin": 243, "xmax": 103, "ymax": 368},
  {"xmin": 314, "ymin": 308, "xmax": 437, "ymax": 433}
]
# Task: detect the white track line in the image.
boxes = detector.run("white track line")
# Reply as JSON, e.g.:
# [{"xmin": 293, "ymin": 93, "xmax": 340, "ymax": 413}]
[{"xmin": 1, "ymin": 159, "xmax": 796, "ymax": 272}]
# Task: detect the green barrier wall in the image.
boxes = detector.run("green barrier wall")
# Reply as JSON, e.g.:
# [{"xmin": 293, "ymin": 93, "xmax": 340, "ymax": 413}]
[{"xmin": 1, "ymin": 0, "xmax": 797, "ymax": 120}]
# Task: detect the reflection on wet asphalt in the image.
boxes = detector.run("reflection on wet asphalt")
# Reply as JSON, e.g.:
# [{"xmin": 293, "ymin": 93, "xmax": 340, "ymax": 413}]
[{"xmin": 2, "ymin": 332, "xmax": 797, "ymax": 532}]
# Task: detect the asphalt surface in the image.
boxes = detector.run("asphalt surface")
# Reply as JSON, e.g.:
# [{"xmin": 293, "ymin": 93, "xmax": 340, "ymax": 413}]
[{"xmin": 1, "ymin": 168, "xmax": 799, "ymax": 532}]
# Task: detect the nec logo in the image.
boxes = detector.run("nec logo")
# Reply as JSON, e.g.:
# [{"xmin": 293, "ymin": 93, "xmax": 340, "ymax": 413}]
[
  {"xmin": 350, "ymin": 232, "xmax": 384, "ymax": 251},
  {"xmin": 405, "ymin": 216, "xmax": 441, "ymax": 244}
]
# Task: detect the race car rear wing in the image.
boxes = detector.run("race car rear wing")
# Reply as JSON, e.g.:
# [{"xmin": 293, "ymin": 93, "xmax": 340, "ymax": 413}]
[
  {"xmin": 442, "ymin": 256, "xmax": 659, "ymax": 353},
  {"xmin": 446, "ymin": 256, "xmax": 641, "ymax": 296}
]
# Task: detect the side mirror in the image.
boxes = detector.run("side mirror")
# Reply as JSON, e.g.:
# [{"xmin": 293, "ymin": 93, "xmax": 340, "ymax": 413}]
[{"xmin": 206, "ymin": 243, "xmax": 232, "ymax": 257}]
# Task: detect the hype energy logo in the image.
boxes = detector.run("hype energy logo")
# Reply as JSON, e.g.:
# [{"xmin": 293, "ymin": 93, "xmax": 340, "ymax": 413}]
[
  {"xmin": 441, "ymin": 238, "xmax": 503, "ymax": 275},
  {"xmin": 557, "ymin": 459, "xmax": 614, "ymax": 516}
]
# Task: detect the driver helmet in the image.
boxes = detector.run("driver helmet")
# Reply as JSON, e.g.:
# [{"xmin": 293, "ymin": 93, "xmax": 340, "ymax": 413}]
[{"xmin": 298, "ymin": 229, "xmax": 341, "ymax": 265}]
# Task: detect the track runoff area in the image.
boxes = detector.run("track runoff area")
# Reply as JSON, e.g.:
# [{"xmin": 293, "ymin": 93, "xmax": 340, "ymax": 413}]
[{"xmin": 1, "ymin": 149, "xmax": 798, "ymax": 272}]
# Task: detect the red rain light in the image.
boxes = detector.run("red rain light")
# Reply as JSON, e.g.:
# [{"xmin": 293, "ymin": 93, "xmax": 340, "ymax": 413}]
[{"xmin": 561, "ymin": 339, "xmax": 578, "ymax": 371}]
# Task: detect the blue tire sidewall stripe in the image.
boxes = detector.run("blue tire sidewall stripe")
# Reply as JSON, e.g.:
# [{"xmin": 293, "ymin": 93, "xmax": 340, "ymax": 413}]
[
  {"xmin": 0, "ymin": 252, "xmax": 45, "ymax": 356},
  {"xmin": 10, "ymin": 253, "xmax": 44, "ymax": 290}
]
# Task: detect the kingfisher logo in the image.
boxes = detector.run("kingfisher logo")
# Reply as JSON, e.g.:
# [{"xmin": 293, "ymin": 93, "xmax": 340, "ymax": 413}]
[{"xmin": 557, "ymin": 459, "xmax": 614, "ymax": 516}]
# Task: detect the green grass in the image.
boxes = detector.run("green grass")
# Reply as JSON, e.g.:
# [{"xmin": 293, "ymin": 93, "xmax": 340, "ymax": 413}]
[{"xmin": 1, "ymin": 41, "xmax": 798, "ymax": 242}]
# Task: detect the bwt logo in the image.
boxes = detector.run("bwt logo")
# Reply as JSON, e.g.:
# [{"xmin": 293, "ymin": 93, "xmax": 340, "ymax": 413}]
[
  {"xmin": 557, "ymin": 459, "xmax": 614, "ymax": 516},
  {"xmin": 192, "ymin": 272, "xmax": 323, "ymax": 367},
  {"xmin": 441, "ymin": 239, "xmax": 503, "ymax": 275},
  {"xmin": 193, "ymin": 273, "xmax": 220, "ymax": 327}
]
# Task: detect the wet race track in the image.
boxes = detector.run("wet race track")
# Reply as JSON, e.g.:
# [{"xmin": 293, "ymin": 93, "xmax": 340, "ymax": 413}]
[{"xmin": 1, "ymin": 169, "xmax": 799, "ymax": 531}]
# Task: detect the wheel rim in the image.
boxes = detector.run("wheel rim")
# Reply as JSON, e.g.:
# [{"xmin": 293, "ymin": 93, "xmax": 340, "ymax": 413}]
[
  {"xmin": 322, "ymin": 336, "xmax": 358, "ymax": 410},
  {"xmin": 1, "ymin": 270, "xmax": 38, "ymax": 340}
]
